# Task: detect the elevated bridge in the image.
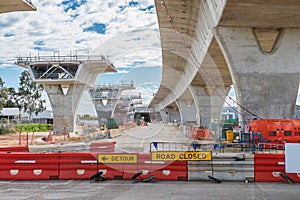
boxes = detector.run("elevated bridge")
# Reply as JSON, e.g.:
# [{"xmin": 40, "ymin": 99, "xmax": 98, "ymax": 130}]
[{"xmin": 150, "ymin": 0, "xmax": 300, "ymax": 128}]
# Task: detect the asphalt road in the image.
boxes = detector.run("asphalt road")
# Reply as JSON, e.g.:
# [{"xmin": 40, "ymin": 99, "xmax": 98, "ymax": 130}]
[
  {"xmin": 1, "ymin": 180, "xmax": 299, "ymax": 200},
  {"xmin": 114, "ymin": 123, "xmax": 192, "ymax": 153}
]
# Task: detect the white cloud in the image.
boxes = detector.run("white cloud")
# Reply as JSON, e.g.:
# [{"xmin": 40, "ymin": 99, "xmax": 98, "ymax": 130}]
[
  {"xmin": 0, "ymin": 0, "xmax": 161, "ymax": 115},
  {"xmin": 0, "ymin": 0, "xmax": 158, "ymax": 61}
]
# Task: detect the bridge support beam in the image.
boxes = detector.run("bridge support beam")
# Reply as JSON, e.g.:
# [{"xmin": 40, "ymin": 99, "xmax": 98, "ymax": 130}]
[{"xmin": 214, "ymin": 27, "xmax": 300, "ymax": 122}]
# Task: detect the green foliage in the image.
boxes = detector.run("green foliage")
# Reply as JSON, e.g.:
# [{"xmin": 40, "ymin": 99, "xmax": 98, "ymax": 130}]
[
  {"xmin": 79, "ymin": 114, "xmax": 95, "ymax": 120},
  {"xmin": 0, "ymin": 77, "xmax": 8, "ymax": 111},
  {"xmin": 0, "ymin": 124, "xmax": 11, "ymax": 135},
  {"xmin": 0, "ymin": 118, "xmax": 11, "ymax": 135},
  {"xmin": 107, "ymin": 118, "xmax": 119, "ymax": 130},
  {"xmin": 0, "ymin": 118, "xmax": 8, "ymax": 124},
  {"xmin": 13, "ymin": 124, "xmax": 51, "ymax": 133},
  {"xmin": 16, "ymin": 71, "xmax": 46, "ymax": 121},
  {"xmin": 4, "ymin": 87, "xmax": 18, "ymax": 108}
]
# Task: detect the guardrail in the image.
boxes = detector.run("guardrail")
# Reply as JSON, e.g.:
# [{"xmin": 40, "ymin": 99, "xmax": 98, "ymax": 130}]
[
  {"xmin": 150, "ymin": 141, "xmax": 195, "ymax": 152},
  {"xmin": 16, "ymin": 54, "xmax": 114, "ymax": 66}
]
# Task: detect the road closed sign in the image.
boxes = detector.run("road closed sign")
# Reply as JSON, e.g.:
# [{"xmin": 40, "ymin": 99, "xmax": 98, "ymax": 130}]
[
  {"xmin": 151, "ymin": 151, "xmax": 212, "ymax": 161},
  {"xmin": 98, "ymin": 154, "xmax": 138, "ymax": 164}
]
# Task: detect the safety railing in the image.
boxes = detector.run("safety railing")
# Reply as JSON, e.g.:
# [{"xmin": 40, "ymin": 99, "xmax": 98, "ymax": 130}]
[
  {"xmin": 16, "ymin": 54, "xmax": 114, "ymax": 66},
  {"xmin": 213, "ymin": 143, "xmax": 254, "ymax": 153},
  {"xmin": 150, "ymin": 141, "xmax": 214, "ymax": 152}
]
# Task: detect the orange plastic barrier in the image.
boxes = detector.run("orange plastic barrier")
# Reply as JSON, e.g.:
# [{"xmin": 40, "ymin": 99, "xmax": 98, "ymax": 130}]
[
  {"xmin": 59, "ymin": 152, "xmax": 98, "ymax": 180},
  {"xmin": 0, "ymin": 152, "xmax": 60, "ymax": 180},
  {"xmin": 254, "ymin": 153, "xmax": 300, "ymax": 182},
  {"xmin": 89, "ymin": 141, "xmax": 116, "ymax": 153}
]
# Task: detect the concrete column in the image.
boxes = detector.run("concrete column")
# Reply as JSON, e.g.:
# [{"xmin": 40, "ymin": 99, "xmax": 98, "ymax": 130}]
[
  {"xmin": 214, "ymin": 27, "xmax": 300, "ymax": 122},
  {"xmin": 45, "ymin": 84, "xmax": 86, "ymax": 134},
  {"xmin": 93, "ymin": 99, "xmax": 118, "ymax": 124},
  {"xmin": 190, "ymin": 85, "xmax": 229, "ymax": 129},
  {"xmin": 159, "ymin": 107, "xmax": 181, "ymax": 124},
  {"xmin": 159, "ymin": 110, "xmax": 169, "ymax": 123},
  {"xmin": 177, "ymin": 100, "xmax": 198, "ymax": 125}
]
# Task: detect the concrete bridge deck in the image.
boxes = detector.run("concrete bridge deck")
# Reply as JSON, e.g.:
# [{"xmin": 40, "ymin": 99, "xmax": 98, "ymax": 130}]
[{"xmin": 151, "ymin": 0, "xmax": 300, "ymax": 126}]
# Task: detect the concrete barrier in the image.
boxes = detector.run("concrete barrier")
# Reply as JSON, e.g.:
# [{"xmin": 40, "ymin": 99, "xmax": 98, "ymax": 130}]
[{"xmin": 188, "ymin": 153, "xmax": 254, "ymax": 181}]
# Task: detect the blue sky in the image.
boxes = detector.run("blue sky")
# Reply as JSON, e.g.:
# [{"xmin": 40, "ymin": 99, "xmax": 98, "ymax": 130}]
[
  {"xmin": 0, "ymin": 0, "xmax": 161, "ymax": 114},
  {"xmin": 2, "ymin": 0, "xmax": 300, "ymax": 115}
]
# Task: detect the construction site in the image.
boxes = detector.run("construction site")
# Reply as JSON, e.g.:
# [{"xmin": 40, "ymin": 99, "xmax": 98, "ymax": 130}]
[{"xmin": 2, "ymin": 1, "xmax": 300, "ymax": 199}]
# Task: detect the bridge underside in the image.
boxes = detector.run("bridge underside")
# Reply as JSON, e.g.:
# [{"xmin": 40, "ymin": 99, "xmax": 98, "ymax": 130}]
[
  {"xmin": 150, "ymin": 0, "xmax": 231, "ymax": 127},
  {"xmin": 151, "ymin": 0, "xmax": 300, "ymax": 126},
  {"xmin": 0, "ymin": 0, "xmax": 36, "ymax": 14}
]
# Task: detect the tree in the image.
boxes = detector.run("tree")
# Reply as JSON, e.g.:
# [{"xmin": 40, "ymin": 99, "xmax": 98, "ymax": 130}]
[
  {"xmin": 16, "ymin": 71, "xmax": 46, "ymax": 121},
  {"xmin": 0, "ymin": 77, "xmax": 8, "ymax": 111},
  {"xmin": 4, "ymin": 87, "xmax": 17, "ymax": 108}
]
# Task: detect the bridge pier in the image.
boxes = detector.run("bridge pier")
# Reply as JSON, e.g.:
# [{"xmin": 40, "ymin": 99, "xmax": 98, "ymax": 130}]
[
  {"xmin": 189, "ymin": 85, "xmax": 229, "ymax": 129},
  {"xmin": 214, "ymin": 27, "xmax": 300, "ymax": 122},
  {"xmin": 89, "ymin": 82, "xmax": 135, "ymax": 126},
  {"xmin": 16, "ymin": 54, "xmax": 116, "ymax": 133},
  {"xmin": 177, "ymin": 99, "xmax": 197, "ymax": 125},
  {"xmin": 160, "ymin": 107, "xmax": 181, "ymax": 124},
  {"xmin": 45, "ymin": 84, "xmax": 85, "ymax": 133}
]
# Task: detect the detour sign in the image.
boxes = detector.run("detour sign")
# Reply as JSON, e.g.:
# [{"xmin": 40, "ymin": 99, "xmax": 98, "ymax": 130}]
[
  {"xmin": 98, "ymin": 154, "xmax": 138, "ymax": 164},
  {"xmin": 151, "ymin": 151, "xmax": 212, "ymax": 161}
]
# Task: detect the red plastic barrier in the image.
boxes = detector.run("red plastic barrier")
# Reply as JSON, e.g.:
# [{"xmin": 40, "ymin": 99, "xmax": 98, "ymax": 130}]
[
  {"xmin": 0, "ymin": 146, "xmax": 29, "ymax": 152},
  {"xmin": 90, "ymin": 141, "xmax": 116, "ymax": 153},
  {"xmin": 122, "ymin": 153, "xmax": 145, "ymax": 180},
  {"xmin": 151, "ymin": 160, "xmax": 187, "ymax": 181},
  {"xmin": 0, "ymin": 152, "xmax": 60, "ymax": 180},
  {"xmin": 122, "ymin": 153, "xmax": 187, "ymax": 181},
  {"xmin": 254, "ymin": 153, "xmax": 300, "ymax": 182},
  {"xmin": 98, "ymin": 163, "xmax": 124, "ymax": 180},
  {"xmin": 59, "ymin": 152, "xmax": 98, "ymax": 180},
  {"xmin": 136, "ymin": 154, "xmax": 152, "ymax": 179}
]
